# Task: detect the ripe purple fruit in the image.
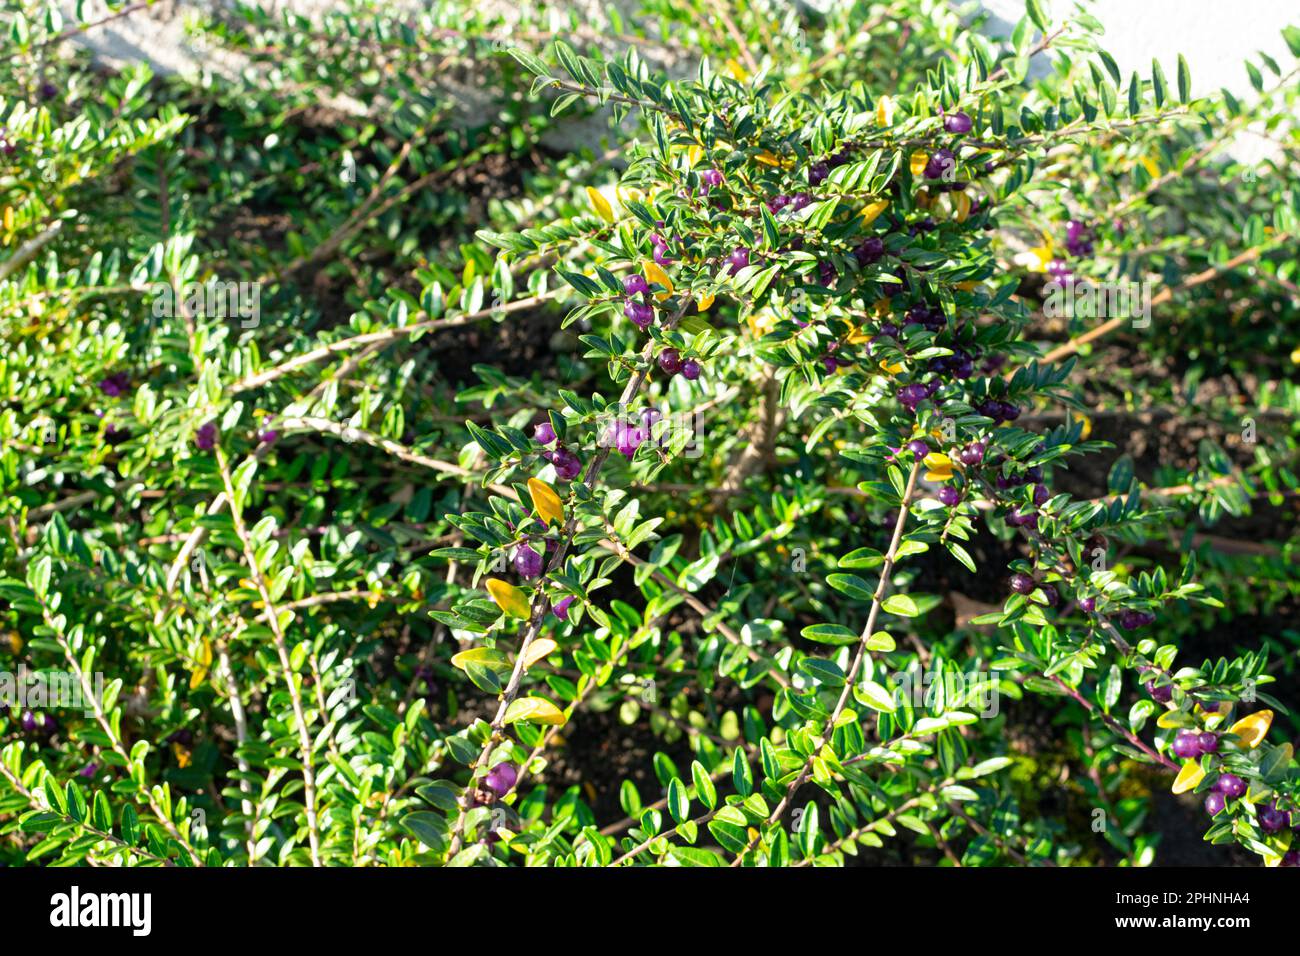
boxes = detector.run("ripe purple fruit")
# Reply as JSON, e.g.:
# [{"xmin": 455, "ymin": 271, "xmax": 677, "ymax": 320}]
[
  {"xmin": 808, "ymin": 161, "xmax": 829, "ymax": 186},
  {"xmin": 853, "ymin": 237, "xmax": 885, "ymax": 265},
  {"xmin": 937, "ymin": 486, "xmax": 960, "ymax": 507},
  {"xmin": 906, "ymin": 439, "xmax": 929, "ymax": 456},
  {"xmin": 1119, "ymin": 609, "xmax": 1156, "ymax": 630},
  {"xmin": 957, "ymin": 442, "xmax": 985, "ymax": 466},
  {"xmin": 98, "ymin": 372, "xmax": 130, "ymax": 397},
  {"xmin": 943, "ymin": 111, "xmax": 973, "ymax": 134},
  {"xmin": 552, "ymin": 595, "xmax": 575, "ymax": 620},
  {"xmin": 1204, "ymin": 791, "xmax": 1226, "ymax": 817},
  {"xmin": 1215, "ymin": 773, "xmax": 1246, "ymax": 798},
  {"xmin": 194, "ymin": 421, "xmax": 217, "ymax": 451},
  {"xmin": 624, "ymin": 299, "xmax": 655, "ymax": 329},
  {"xmin": 924, "ymin": 148, "xmax": 956, "ymax": 180},
  {"xmin": 547, "ymin": 447, "xmax": 582, "ymax": 481},
  {"xmin": 1146, "ymin": 680, "xmax": 1174, "ymax": 704},
  {"xmin": 1009, "ymin": 572, "xmax": 1035, "ymax": 595},
  {"xmin": 702, "ymin": 168, "xmax": 723, "ymax": 188},
  {"xmin": 1079, "ymin": 596, "xmax": 1097, "ymax": 613},
  {"xmin": 1198, "ymin": 732, "xmax": 1219, "ymax": 754},
  {"xmin": 1172, "ymin": 731, "xmax": 1203, "ymax": 760},
  {"xmin": 1039, "ymin": 583, "xmax": 1059, "ymax": 607},
  {"xmin": 623, "ymin": 275, "xmax": 649, "ymax": 296},
  {"xmin": 514, "ymin": 544, "xmax": 544, "ymax": 579},
  {"xmin": 658, "ymin": 348, "xmax": 683, "ymax": 375},
  {"xmin": 726, "ymin": 247, "xmax": 750, "ymax": 276},
  {"xmin": 681, "ymin": 359, "xmax": 701, "ymax": 381},
  {"xmin": 534, "ymin": 421, "xmax": 557, "ymax": 445},
  {"xmin": 484, "ymin": 762, "xmax": 518, "ymax": 798},
  {"xmin": 1259, "ymin": 803, "xmax": 1287, "ymax": 833}
]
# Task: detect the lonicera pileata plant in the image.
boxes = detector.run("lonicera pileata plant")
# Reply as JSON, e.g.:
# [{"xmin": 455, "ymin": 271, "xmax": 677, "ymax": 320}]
[{"xmin": 1, "ymin": 0, "xmax": 1299, "ymax": 868}]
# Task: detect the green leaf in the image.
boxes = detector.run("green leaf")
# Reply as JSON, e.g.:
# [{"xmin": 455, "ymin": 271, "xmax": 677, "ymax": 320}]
[
  {"xmin": 1176, "ymin": 54, "xmax": 1191, "ymax": 103},
  {"xmin": 691, "ymin": 761, "xmax": 717, "ymax": 811},
  {"xmin": 801, "ymin": 623, "xmax": 858, "ymax": 645},
  {"xmin": 881, "ymin": 594, "xmax": 919, "ymax": 617}
]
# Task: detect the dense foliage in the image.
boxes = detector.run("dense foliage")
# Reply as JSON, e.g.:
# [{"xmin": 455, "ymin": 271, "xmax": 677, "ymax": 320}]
[{"xmin": 1, "ymin": 0, "xmax": 1299, "ymax": 867}]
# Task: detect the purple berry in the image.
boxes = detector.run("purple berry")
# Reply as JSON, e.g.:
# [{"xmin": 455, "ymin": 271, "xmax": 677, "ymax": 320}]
[
  {"xmin": 623, "ymin": 275, "xmax": 649, "ymax": 296},
  {"xmin": 924, "ymin": 148, "xmax": 956, "ymax": 180},
  {"xmin": 1215, "ymin": 773, "xmax": 1246, "ymax": 798},
  {"xmin": 20, "ymin": 710, "xmax": 38, "ymax": 733},
  {"xmin": 854, "ymin": 237, "xmax": 885, "ymax": 266},
  {"xmin": 957, "ymin": 442, "xmax": 985, "ymax": 466},
  {"xmin": 1198, "ymin": 732, "xmax": 1219, "ymax": 754},
  {"xmin": 809, "ymin": 161, "xmax": 829, "ymax": 186},
  {"xmin": 79, "ymin": 763, "xmax": 98, "ymax": 779},
  {"xmin": 1033, "ymin": 484, "xmax": 1050, "ymax": 507},
  {"xmin": 937, "ymin": 486, "xmax": 960, "ymax": 507},
  {"xmin": 98, "ymin": 372, "xmax": 130, "ymax": 397},
  {"xmin": 726, "ymin": 247, "xmax": 750, "ymax": 276},
  {"xmin": 624, "ymin": 299, "xmax": 655, "ymax": 329},
  {"xmin": 552, "ymin": 595, "xmax": 575, "ymax": 621},
  {"xmin": 514, "ymin": 545, "xmax": 544, "ymax": 579},
  {"xmin": 534, "ymin": 422, "xmax": 557, "ymax": 445},
  {"xmin": 1260, "ymin": 804, "xmax": 1287, "ymax": 833},
  {"xmin": 1039, "ymin": 583, "xmax": 1059, "ymax": 607},
  {"xmin": 484, "ymin": 762, "xmax": 518, "ymax": 798},
  {"xmin": 1079, "ymin": 596, "xmax": 1097, "ymax": 613},
  {"xmin": 1172, "ymin": 731, "xmax": 1203, "ymax": 760},
  {"xmin": 943, "ymin": 111, "xmax": 973, "ymax": 134},
  {"xmin": 1146, "ymin": 680, "xmax": 1174, "ymax": 704},
  {"xmin": 1009, "ymin": 573, "xmax": 1035, "ymax": 595},
  {"xmin": 681, "ymin": 359, "xmax": 701, "ymax": 381},
  {"xmin": 1204, "ymin": 791, "xmax": 1226, "ymax": 816},
  {"xmin": 1120, "ymin": 609, "xmax": 1156, "ymax": 630},
  {"xmin": 548, "ymin": 447, "xmax": 582, "ymax": 481},
  {"xmin": 194, "ymin": 422, "xmax": 217, "ymax": 451},
  {"xmin": 702, "ymin": 168, "xmax": 723, "ymax": 188},
  {"xmin": 906, "ymin": 439, "xmax": 929, "ymax": 456},
  {"xmin": 658, "ymin": 348, "xmax": 683, "ymax": 375}
]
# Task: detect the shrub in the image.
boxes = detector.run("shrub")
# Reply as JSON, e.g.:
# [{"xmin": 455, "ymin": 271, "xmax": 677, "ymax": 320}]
[{"xmin": 1, "ymin": 0, "xmax": 1298, "ymax": 868}]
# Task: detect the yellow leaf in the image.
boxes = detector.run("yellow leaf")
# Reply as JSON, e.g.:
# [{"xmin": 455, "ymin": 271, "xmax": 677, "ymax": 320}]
[
  {"xmin": 586, "ymin": 186, "xmax": 614, "ymax": 223},
  {"xmin": 1156, "ymin": 710, "xmax": 1191, "ymax": 729},
  {"xmin": 846, "ymin": 326, "xmax": 871, "ymax": 345},
  {"xmin": 879, "ymin": 359, "xmax": 904, "ymax": 375},
  {"xmin": 190, "ymin": 639, "xmax": 212, "ymax": 690},
  {"xmin": 1291, "ymin": 346, "xmax": 1300, "ymax": 365},
  {"xmin": 1260, "ymin": 829, "xmax": 1292, "ymax": 867},
  {"xmin": 520, "ymin": 638, "xmax": 557, "ymax": 670},
  {"xmin": 1073, "ymin": 414, "xmax": 1093, "ymax": 440},
  {"xmin": 725, "ymin": 58, "xmax": 749, "ymax": 82},
  {"xmin": 755, "ymin": 150, "xmax": 792, "ymax": 168},
  {"xmin": 644, "ymin": 261, "xmax": 674, "ymax": 300},
  {"xmin": 696, "ymin": 292, "xmax": 715, "ymax": 311},
  {"xmin": 172, "ymin": 743, "xmax": 192, "ymax": 769},
  {"xmin": 528, "ymin": 477, "xmax": 565, "ymax": 526},
  {"xmin": 923, "ymin": 452, "xmax": 955, "ymax": 481},
  {"xmin": 909, "ymin": 151, "xmax": 929, "ymax": 177},
  {"xmin": 451, "ymin": 647, "xmax": 507, "ymax": 671},
  {"xmin": 1228, "ymin": 709, "xmax": 1273, "ymax": 749},
  {"xmin": 858, "ymin": 200, "xmax": 889, "ymax": 226},
  {"xmin": 503, "ymin": 696, "xmax": 567, "ymax": 726},
  {"xmin": 2, "ymin": 206, "xmax": 12, "ymax": 232},
  {"xmin": 952, "ymin": 191, "xmax": 972, "ymax": 223},
  {"xmin": 876, "ymin": 95, "xmax": 896, "ymax": 126},
  {"xmin": 1171, "ymin": 760, "xmax": 1205, "ymax": 794},
  {"xmin": 686, "ymin": 145, "xmax": 703, "ymax": 167},
  {"xmin": 1139, "ymin": 155, "xmax": 1160, "ymax": 177},
  {"xmin": 487, "ymin": 578, "xmax": 532, "ymax": 620}
]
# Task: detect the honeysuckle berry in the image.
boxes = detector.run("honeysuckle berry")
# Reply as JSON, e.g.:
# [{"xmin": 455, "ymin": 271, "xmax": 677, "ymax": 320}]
[
  {"xmin": 924, "ymin": 148, "xmax": 956, "ymax": 180},
  {"xmin": 957, "ymin": 441, "xmax": 985, "ymax": 466},
  {"xmin": 906, "ymin": 439, "xmax": 929, "ymax": 456},
  {"xmin": 1284, "ymin": 850, "xmax": 1300, "ymax": 867},
  {"xmin": 1007, "ymin": 507, "xmax": 1037, "ymax": 529},
  {"xmin": 624, "ymin": 299, "xmax": 654, "ymax": 329},
  {"xmin": 702, "ymin": 168, "xmax": 723, "ymax": 188},
  {"xmin": 1079, "ymin": 596, "xmax": 1097, "ymax": 613},
  {"xmin": 39, "ymin": 81, "xmax": 58, "ymax": 101},
  {"xmin": 484, "ymin": 762, "xmax": 518, "ymax": 798},
  {"xmin": 808, "ymin": 161, "xmax": 829, "ymax": 186},
  {"xmin": 258, "ymin": 427, "xmax": 279, "ymax": 446},
  {"xmin": 1065, "ymin": 220, "xmax": 1094, "ymax": 258},
  {"xmin": 1172, "ymin": 731, "xmax": 1203, "ymax": 759},
  {"xmin": 681, "ymin": 359, "xmax": 701, "ymax": 381},
  {"xmin": 1046, "ymin": 259, "xmax": 1074, "ymax": 283},
  {"xmin": 1205, "ymin": 791, "xmax": 1227, "ymax": 816},
  {"xmin": 607, "ymin": 420, "xmax": 647, "ymax": 459},
  {"xmin": 1198, "ymin": 732, "xmax": 1219, "ymax": 753},
  {"xmin": 1033, "ymin": 484, "xmax": 1049, "ymax": 507},
  {"xmin": 1146, "ymin": 680, "xmax": 1174, "ymax": 704},
  {"xmin": 766, "ymin": 194, "xmax": 790, "ymax": 214},
  {"xmin": 1009, "ymin": 572, "xmax": 1035, "ymax": 595},
  {"xmin": 534, "ymin": 421, "xmax": 557, "ymax": 445},
  {"xmin": 853, "ymin": 237, "xmax": 884, "ymax": 265},
  {"xmin": 552, "ymin": 595, "xmax": 575, "ymax": 620},
  {"xmin": 897, "ymin": 384, "xmax": 927, "ymax": 411},
  {"xmin": 937, "ymin": 486, "xmax": 960, "ymax": 507},
  {"xmin": 623, "ymin": 275, "xmax": 649, "ymax": 296},
  {"xmin": 1119, "ymin": 609, "xmax": 1156, "ymax": 630},
  {"xmin": 1039, "ymin": 583, "xmax": 1059, "ymax": 607},
  {"xmin": 194, "ymin": 421, "xmax": 217, "ymax": 451},
  {"xmin": 79, "ymin": 762, "xmax": 98, "ymax": 779},
  {"xmin": 98, "ymin": 372, "xmax": 130, "ymax": 397},
  {"xmin": 878, "ymin": 322, "xmax": 900, "ymax": 338},
  {"xmin": 1259, "ymin": 803, "xmax": 1287, "ymax": 833},
  {"xmin": 548, "ymin": 447, "xmax": 582, "ymax": 480},
  {"xmin": 790, "ymin": 193, "xmax": 812, "ymax": 212},
  {"xmin": 818, "ymin": 261, "xmax": 837, "ymax": 286},
  {"xmin": 514, "ymin": 544, "xmax": 544, "ymax": 579},
  {"xmin": 1215, "ymin": 773, "xmax": 1247, "ymax": 798},
  {"xmin": 19, "ymin": 710, "xmax": 39, "ymax": 733},
  {"xmin": 943, "ymin": 111, "xmax": 973, "ymax": 134},
  {"xmin": 658, "ymin": 348, "xmax": 683, "ymax": 375},
  {"xmin": 726, "ymin": 247, "xmax": 750, "ymax": 275}
]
